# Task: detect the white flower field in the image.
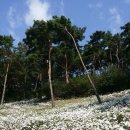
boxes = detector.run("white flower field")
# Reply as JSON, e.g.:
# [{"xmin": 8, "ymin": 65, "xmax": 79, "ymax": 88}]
[{"xmin": 0, "ymin": 90, "xmax": 130, "ymax": 130}]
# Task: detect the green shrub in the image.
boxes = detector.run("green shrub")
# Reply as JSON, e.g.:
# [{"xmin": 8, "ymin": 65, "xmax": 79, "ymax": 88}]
[
  {"xmin": 2, "ymin": 64, "xmax": 130, "ymax": 102},
  {"xmin": 53, "ymin": 76, "xmax": 94, "ymax": 99},
  {"xmin": 36, "ymin": 66, "xmax": 130, "ymax": 99},
  {"xmin": 96, "ymin": 65, "xmax": 130, "ymax": 94}
]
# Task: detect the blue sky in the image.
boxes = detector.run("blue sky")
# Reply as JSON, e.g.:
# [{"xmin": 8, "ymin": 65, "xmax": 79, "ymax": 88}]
[{"xmin": 0, "ymin": 0, "xmax": 130, "ymax": 46}]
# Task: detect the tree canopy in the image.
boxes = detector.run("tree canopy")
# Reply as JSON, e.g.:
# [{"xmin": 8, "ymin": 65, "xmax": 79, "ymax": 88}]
[{"xmin": 0, "ymin": 16, "xmax": 130, "ymax": 104}]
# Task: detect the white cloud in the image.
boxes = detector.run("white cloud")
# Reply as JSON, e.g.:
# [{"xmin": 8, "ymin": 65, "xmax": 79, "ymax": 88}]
[
  {"xmin": 108, "ymin": 8, "xmax": 123, "ymax": 34},
  {"xmin": 7, "ymin": 6, "xmax": 22, "ymax": 44},
  {"xmin": 25, "ymin": 0, "xmax": 52, "ymax": 26},
  {"xmin": 96, "ymin": 2, "xmax": 103, "ymax": 8},
  {"xmin": 8, "ymin": 29, "xmax": 20, "ymax": 44},
  {"xmin": 88, "ymin": 2, "xmax": 103, "ymax": 9},
  {"xmin": 125, "ymin": 0, "xmax": 130, "ymax": 3},
  {"xmin": 7, "ymin": 6, "xmax": 22, "ymax": 28},
  {"xmin": 60, "ymin": 0, "xmax": 64, "ymax": 15},
  {"xmin": 8, "ymin": 6, "xmax": 16, "ymax": 29},
  {"xmin": 88, "ymin": 2, "xmax": 104, "ymax": 21}
]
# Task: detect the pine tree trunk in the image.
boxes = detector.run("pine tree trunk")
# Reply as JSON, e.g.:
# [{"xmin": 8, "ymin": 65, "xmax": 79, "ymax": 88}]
[
  {"xmin": 121, "ymin": 59, "xmax": 124, "ymax": 68},
  {"xmin": 110, "ymin": 49, "xmax": 113, "ymax": 64},
  {"xmin": 116, "ymin": 47, "xmax": 120, "ymax": 68},
  {"xmin": 34, "ymin": 74, "xmax": 39, "ymax": 92},
  {"xmin": 98, "ymin": 55, "xmax": 102, "ymax": 70},
  {"xmin": 93, "ymin": 55, "xmax": 96, "ymax": 74},
  {"xmin": 65, "ymin": 26, "xmax": 102, "ymax": 104},
  {"xmin": 48, "ymin": 47, "xmax": 55, "ymax": 108},
  {"xmin": 65, "ymin": 53, "xmax": 69, "ymax": 84},
  {"xmin": 24, "ymin": 74, "xmax": 27, "ymax": 99},
  {"xmin": 1, "ymin": 63, "xmax": 10, "ymax": 105},
  {"xmin": 39, "ymin": 73, "xmax": 43, "ymax": 88}
]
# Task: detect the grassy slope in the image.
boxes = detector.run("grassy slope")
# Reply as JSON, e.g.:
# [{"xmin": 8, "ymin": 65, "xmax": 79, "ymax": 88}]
[{"xmin": 0, "ymin": 90, "xmax": 130, "ymax": 130}]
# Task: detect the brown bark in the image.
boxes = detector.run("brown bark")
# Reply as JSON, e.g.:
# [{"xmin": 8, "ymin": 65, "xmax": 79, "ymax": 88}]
[
  {"xmin": 121, "ymin": 59, "xmax": 124, "ymax": 68},
  {"xmin": 65, "ymin": 26, "xmax": 102, "ymax": 104},
  {"xmin": 1, "ymin": 63, "xmax": 10, "ymax": 105},
  {"xmin": 93, "ymin": 55, "xmax": 96, "ymax": 74},
  {"xmin": 110, "ymin": 49, "xmax": 113, "ymax": 64},
  {"xmin": 116, "ymin": 47, "xmax": 120, "ymax": 68},
  {"xmin": 98, "ymin": 55, "xmax": 102, "ymax": 69},
  {"xmin": 34, "ymin": 74, "xmax": 39, "ymax": 92},
  {"xmin": 48, "ymin": 47, "xmax": 55, "ymax": 108},
  {"xmin": 65, "ymin": 53, "xmax": 69, "ymax": 84},
  {"xmin": 23, "ymin": 74, "xmax": 27, "ymax": 99},
  {"xmin": 39, "ymin": 73, "xmax": 42, "ymax": 81}
]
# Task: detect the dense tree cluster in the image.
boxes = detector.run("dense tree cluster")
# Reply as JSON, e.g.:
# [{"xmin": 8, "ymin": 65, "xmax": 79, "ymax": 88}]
[{"xmin": 0, "ymin": 16, "xmax": 130, "ymax": 105}]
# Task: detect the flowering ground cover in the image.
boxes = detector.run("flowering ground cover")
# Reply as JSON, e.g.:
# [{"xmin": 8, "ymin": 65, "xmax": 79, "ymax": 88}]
[{"xmin": 0, "ymin": 90, "xmax": 130, "ymax": 130}]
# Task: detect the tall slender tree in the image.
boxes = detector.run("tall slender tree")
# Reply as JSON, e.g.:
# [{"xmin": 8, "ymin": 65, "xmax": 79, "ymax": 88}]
[
  {"xmin": 65, "ymin": 27, "xmax": 102, "ymax": 104},
  {"xmin": 0, "ymin": 35, "xmax": 13, "ymax": 105},
  {"xmin": 121, "ymin": 22, "xmax": 130, "ymax": 67}
]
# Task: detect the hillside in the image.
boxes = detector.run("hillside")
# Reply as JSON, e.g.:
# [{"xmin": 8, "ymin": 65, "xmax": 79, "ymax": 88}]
[{"xmin": 0, "ymin": 90, "xmax": 130, "ymax": 130}]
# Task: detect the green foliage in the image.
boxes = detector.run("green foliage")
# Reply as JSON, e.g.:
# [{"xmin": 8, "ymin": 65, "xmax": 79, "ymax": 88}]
[
  {"xmin": 116, "ymin": 114, "xmax": 124, "ymax": 123},
  {"xmin": 52, "ymin": 76, "xmax": 94, "ymax": 99},
  {"xmin": 96, "ymin": 65, "xmax": 130, "ymax": 94},
  {"xmin": 34, "ymin": 65, "xmax": 130, "ymax": 99},
  {"xmin": 1, "ymin": 17, "xmax": 130, "ymax": 102}
]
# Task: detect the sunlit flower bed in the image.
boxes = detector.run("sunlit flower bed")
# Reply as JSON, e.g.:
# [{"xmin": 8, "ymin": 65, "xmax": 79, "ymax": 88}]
[{"xmin": 0, "ymin": 90, "xmax": 130, "ymax": 130}]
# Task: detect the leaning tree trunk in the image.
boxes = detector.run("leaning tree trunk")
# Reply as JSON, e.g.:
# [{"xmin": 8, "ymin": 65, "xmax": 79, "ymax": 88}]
[
  {"xmin": 1, "ymin": 63, "xmax": 10, "ymax": 105},
  {"xmin": 65, "ymin": 53, "xmax": 69, "ymax": 84},
  {"xmin": 48, "ymin": 47, "xmax": 55, "ymax": 108},
  {"xmin": 65, "ymin": 26, "xmax": 102, "ymax": 104}
]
